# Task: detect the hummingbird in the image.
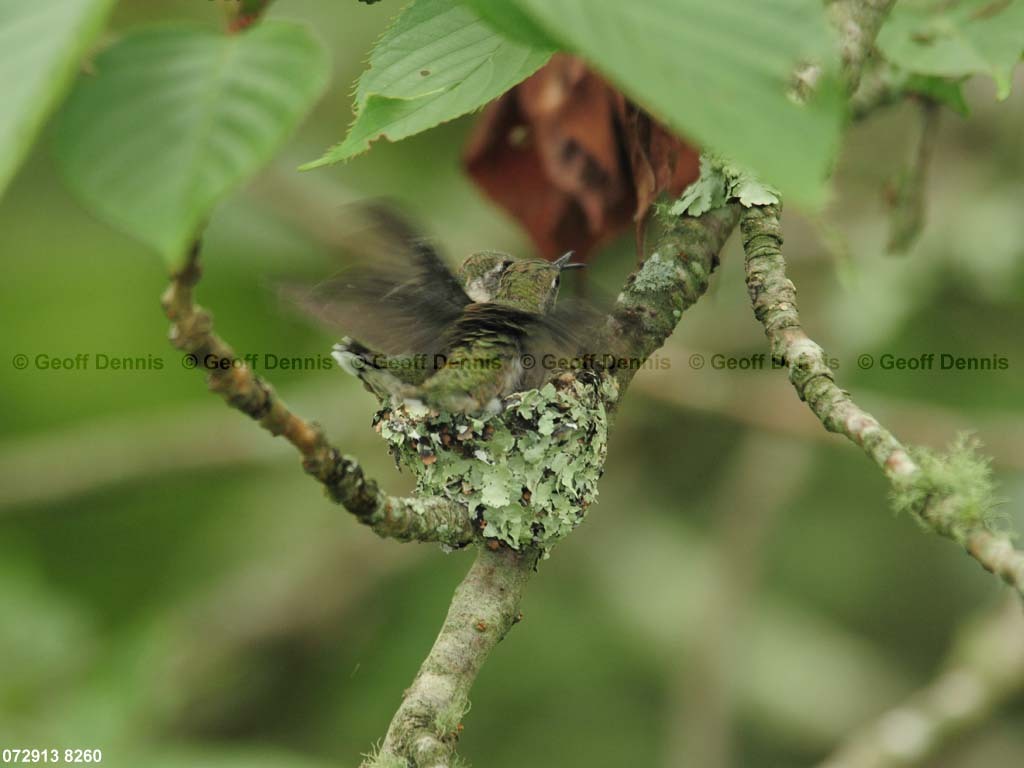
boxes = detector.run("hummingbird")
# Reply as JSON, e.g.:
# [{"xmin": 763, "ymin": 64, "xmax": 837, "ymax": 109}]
[{"xmin": 289, "ymin": 209, "xmax": 591, "ymax": 414}]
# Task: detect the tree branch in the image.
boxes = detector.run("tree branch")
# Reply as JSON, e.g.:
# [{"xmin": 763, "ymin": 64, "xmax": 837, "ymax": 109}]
[
  {"xmin": 604, "ymin": 204, "xmax": 741, "ymax": 394},
  {"xmin": 369, "ymin": 545, "xmax": 540, "ymax": 768},
  {"xmin": 155, "ymin": 4, "xmax": 906, "ymax": 766},
  {"xmin": 740, "ymin": 204, "xmax": 1024, "ymax": 598},
  {"xmin": 818, "ymin": 596, "xmax": 1024, "ymax": 768},
  {"xmin": 794, "ymin": 0, "xmax": 895, "ymax": 102},
  {"xmin": 161, "ymin": 241, "xmax": 474, "ymax": 547},
  {"xmin": 605, "ymin": 0, "xmax": 898, "ymax": 396},
  {"xmin": 830, "ymin": 0, "xmax": 896, "ymax": 94}
]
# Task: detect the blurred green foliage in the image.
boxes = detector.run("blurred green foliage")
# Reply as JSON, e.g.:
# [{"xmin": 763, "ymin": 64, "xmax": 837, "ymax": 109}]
[{"xmin": 0, "ymin": 2, "xmax": 1022, "ymax": 767}]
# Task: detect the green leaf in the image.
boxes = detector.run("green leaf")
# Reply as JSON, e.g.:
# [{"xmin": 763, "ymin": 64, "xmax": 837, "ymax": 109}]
[
  {"xmin": 303, "ymin": 0, "xmax": 551, "ymax": 169},
  {"xmin": 877, "ymin": 0, "xmax": 1024, "ymax": 100},
  {"xmin": 0, "ymin": 0, "xmax": 117, "ymax": 199},
  {"xmin": 458, "ymin": 0, "xmax": 560, "ymax": 47},
  {"xmin": 54, "ymin": 22, "xmax": 329, "ymax": 266},
  {"xmin": 510, "ymin": 0, "xmax": 844, "ymax": 207},
  {"xmin": 904, "ymin": 74, "xmax": 970, "ymax": 116}
]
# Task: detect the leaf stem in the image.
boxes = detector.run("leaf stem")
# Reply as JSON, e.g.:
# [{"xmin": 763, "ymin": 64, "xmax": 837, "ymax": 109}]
[
  {"xmin": 223, "ymin": 0, "xmax": 274, "ymax": 33},
  {"xmin": 886, "ymin": 99, "xmax": 940, "ymax": 254}
]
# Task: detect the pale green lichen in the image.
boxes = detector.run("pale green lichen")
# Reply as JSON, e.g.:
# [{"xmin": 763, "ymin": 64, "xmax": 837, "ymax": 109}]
[
  {"xmin": 891, "ymin": 433, "xmax": 1004, "ymax": 541},
  {"xmin": 376, "ymin": 373, "xmax": 617, "ymax": 555},
  {"xmin": 631, "ymin": 252, "xmax": 681, "ymax": 293},
  {"xmin": 362, "ymin": 743, "xmax": 406, "ymax": 768},
  {"xmin": 670, "ymin": 154, "xmax": 780, "ymax": 216},
  {"xmin": 434, "ymin": 698, "xmax": 470, "ymax": 738}
]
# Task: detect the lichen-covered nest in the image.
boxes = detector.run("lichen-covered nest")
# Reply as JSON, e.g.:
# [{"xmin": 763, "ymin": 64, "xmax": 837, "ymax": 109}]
[{"xmin": 374, "ymin": 371, "xmax": 618, "ymax": 554}]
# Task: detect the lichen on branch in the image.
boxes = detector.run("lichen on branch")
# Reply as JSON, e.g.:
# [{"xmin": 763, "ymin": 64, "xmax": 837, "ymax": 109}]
[
  {"xmin": 605, "ymin": 204, "xmax": 740, "ymax": 393},
  {"xmin": 669, "ymin": 154, "xmax": 779, "ymax": 217},
  {"xmin": 739, "ymin": 204, "xmax": 1024, "ymax": 597}
]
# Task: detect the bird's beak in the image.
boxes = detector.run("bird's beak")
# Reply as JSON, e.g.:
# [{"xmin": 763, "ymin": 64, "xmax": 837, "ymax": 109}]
[{"xmin": 554, "ymin": 251, "xmax": 585, "ymax": 270}]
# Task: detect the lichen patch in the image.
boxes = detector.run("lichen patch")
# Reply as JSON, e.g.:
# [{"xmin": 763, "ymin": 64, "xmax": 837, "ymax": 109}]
[{"xmin": 376, "ymin": 373, "xmax": 617, "ymax": 555}]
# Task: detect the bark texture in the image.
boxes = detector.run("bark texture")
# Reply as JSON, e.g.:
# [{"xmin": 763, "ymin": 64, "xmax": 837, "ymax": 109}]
[{"xmin": 373, "ymin": 546, "xmax": 540, "ymax": 768}]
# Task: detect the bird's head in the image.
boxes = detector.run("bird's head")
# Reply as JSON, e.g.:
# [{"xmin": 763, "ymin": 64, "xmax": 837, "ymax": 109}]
[{"xmin": 491, "ymin": 252, "xmax": 584, "ymax": 313}]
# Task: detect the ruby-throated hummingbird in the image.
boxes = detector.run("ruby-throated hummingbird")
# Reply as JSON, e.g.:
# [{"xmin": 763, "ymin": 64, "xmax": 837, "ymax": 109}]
[{"xmin": 290, "ymin": 210, "xmax": 589, "ymax": 414}]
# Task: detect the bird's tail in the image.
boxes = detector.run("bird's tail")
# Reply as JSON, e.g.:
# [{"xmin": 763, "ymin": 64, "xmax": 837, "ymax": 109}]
[
  {"xmin": 332, "ymin": 339, "xmax": 500, "ymax": 414},
  {"xmin": 331, "ymin": 338, "xmax": 420, "ymax": 404}
]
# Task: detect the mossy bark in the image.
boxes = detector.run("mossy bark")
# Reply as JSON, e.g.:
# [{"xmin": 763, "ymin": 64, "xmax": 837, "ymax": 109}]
[
  {"xmin": 740, "ymin": 204, "xmax": 1024, "ymax": 598},
  {"xmin": 607, "ymin": 204, "xmax": 740, "ymax": 394},
  {"xmin": 371, "ymin": 545, "xmax": 540, "ymax": 768}
]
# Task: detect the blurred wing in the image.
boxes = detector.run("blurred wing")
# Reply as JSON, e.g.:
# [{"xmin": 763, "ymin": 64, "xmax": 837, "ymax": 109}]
[
  {"xmin": 444, "ymin": 300, "xmax": 608, "ymax": 391},
  {"xmin": 520, "ymin": 299, "xmax": 611, "ymax": 389},
  {"xmin": 281, "ymin": 202, "xmax": 472, "ymax": 357},
  {"xmin": 354, "ymin": 203, "xmax": 471, "ymax": 309}
]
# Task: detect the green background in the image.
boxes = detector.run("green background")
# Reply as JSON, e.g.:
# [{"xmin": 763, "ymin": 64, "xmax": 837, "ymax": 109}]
[{"xmin": 0, "ymin": 2, "xmax": 1022, "ymax": 766}]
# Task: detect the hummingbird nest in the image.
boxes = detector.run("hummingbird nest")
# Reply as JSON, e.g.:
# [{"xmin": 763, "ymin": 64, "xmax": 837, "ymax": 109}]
[{"xmin": 374, "ymin": 370, "xmax": 618, "ymax": 554}]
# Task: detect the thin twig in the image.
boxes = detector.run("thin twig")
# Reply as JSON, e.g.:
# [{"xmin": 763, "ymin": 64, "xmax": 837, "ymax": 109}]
[
  {"xmin": 740, "ymin": 205, "xmax": 1024, "ymax": 597},
  {"xmin": 849, "ymin": 68, "xmax": 906, "ymax": 121},
  {"xmin": 819, "ymin": 596, "xmax": 1024, "ymax": 768},
  {"xmin": 161, "ymin": 241, "xmax": 474, "ymax": 547},
  {"xmin": 604, "ymin": 0, "xmax": 899, "ymax": 395},
  {"xmin": 887, "ymin": 100, "xmax": 940, "ymax": 254}
]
